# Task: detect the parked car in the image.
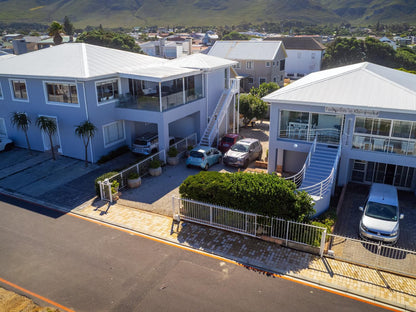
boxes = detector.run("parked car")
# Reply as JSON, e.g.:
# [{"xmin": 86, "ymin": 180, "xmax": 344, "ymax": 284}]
[
  {"xmin": 132, "ymin": 132, "xmax": 174, "ymax": 155},
  {"xmin": 0, "ymin": 137, "xmax": 13, "ymax": 152},
  {"xmin": 186, "ymin": 146, "xmax": 222, "ymax": 170},
  {"xmin": 359, "ymin": 183, "xmax": 404, "ymax": 244},
  {"xmin": 223, "ymin": 138, "xmax": 262, "ymax": 168},
  {"xmin": 218, "ymin": 133, "xmax": 244, "ymax": 154}
]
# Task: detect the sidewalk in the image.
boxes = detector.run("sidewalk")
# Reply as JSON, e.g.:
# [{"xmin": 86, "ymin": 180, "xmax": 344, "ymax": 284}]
[{"xmin": 74, "ymin": 199, "xmax": 416, "ymax": 311}]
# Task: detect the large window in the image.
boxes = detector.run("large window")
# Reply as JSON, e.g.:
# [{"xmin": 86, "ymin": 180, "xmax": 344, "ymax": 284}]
[
  {"xmin": 11, "ymin": 80, "xmax": 28, "ymax": 100},
  {"xmin": 246, "ymin": 61, "xmax": 253, "ymax": 69},
  {"xmin": 103, "ymin": 121, "xmax": 125, "ymax": 147},
  {"xmin": 280, "ymin": 59, "xmax": 285, "ymax": 71},
  {"xmin": 185, "ymin": 74, "xmax": 203, "ymax": 103},
  {"xmin": 96, "ymin": 79, "xmax": 119, "ymax": 104},
  {"xmin": 353, "ymin": 117, "xmax": 416, "ymax": 156},
  {"xmin": 45, "ymin": 82, "xmax": 78, "ymax": 104}
]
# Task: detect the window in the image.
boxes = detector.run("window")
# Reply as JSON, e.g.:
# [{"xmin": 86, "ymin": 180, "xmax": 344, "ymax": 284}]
[
  {"xmin": 246, "ymin": 61, "xmax": 253, "ymax": 69},
  {"xmin": 272, "ymin": 61, "xmax": 276, "ymax": 67},
  {"xmin": 10, "ymin": 80, "xmax": 28, "ymax": 100},
  {"xmin": 45, "ymin": 82, "xmax": 78, "ymax": 104},
  {"xmin": 259, "ymin": 78, "xmax": 266, "ymax": 84},
  {"xmin": 96, "ymin": 79, "xmax": 119, "ymax": 104},
  {"xmin": 103, "ymin": 121, "xmax": 125, "ymax": 147},
  {"xmin": 273, "ymin": 77, "xmax": 277, "ymax": 83},
  {"xmin": 247, "ymin": 77, "xmax": 254, "ymax": 84},
  {"xmin": 265, "ymin": 61, "xmax": 271, "ymax": 67},
  {"xmin": 311, "ymin": 52, "xmax": 316, "ymax": 60},
  {"xmin": 233, "ymin": 62, "xmax": 240, "ymax": 69},
  {"xmin": 280, "ymin": 59, "xmax": 285, "ymax": 71}
]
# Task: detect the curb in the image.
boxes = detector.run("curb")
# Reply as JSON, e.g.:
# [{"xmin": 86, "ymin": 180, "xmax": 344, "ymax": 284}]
[{"xmin": 0, "ymin": 189, "xmax": 413, "ymax": 312}]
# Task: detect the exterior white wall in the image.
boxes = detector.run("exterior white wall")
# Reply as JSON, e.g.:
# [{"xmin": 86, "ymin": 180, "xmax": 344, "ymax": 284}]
[{"xmin": 285, "ymin": 49, "xmax": 323, "ymax": 78}]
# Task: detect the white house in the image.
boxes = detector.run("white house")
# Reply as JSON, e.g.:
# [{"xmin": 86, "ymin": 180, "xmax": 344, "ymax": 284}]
[{"xmin": 263, "ymin": 62, "xmax": 416, "ymax": 215}]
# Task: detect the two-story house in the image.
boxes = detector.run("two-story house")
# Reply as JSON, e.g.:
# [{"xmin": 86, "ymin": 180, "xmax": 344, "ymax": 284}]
[
  {"xmin": 266, "ymin": 37, "xmax": 326, "ymax": 79},
  {"xmin": 263, "ymin": 62, "xmax": 416, "ymax": 215},
  {"xmin": 207, "ymin": 40, "xmax": 287, "ymax": 92},
  {"xmin": 0, "ymin": 43, "xmax": 238, "ymax": 163}
]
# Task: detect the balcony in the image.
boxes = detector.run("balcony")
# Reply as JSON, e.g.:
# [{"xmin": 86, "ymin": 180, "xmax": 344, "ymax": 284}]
[{"xmin": 352, "ymin": 135, "xmax": 416, "ymax": 156}]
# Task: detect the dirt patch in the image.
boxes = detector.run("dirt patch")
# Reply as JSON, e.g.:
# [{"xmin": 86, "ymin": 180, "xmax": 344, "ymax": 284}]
[{"xmin": 0, "ymin": 288, "xmax": 60, "ymax": 312}]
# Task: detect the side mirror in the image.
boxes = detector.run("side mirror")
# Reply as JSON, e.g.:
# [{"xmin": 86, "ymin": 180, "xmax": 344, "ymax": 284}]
[
  {"xmin": 400, "ymin": 214, "xmax": 404, "ymax": 220},
  {"xmin": 359, "ymin": 206, "xmax": 364, "ymax": 212}
]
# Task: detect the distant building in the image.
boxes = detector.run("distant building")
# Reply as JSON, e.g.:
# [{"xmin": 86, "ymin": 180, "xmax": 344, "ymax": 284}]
[
  {"xmin": 202, "ymin": 31, "xmax": 218, "ymax": 46},
  {"xmin": 379, "ymin": 36, "xmax": 397, "ymax": 50},
  {"xmin": 139, "ymin": 38, "xmax": 192, "ymax": 59}
]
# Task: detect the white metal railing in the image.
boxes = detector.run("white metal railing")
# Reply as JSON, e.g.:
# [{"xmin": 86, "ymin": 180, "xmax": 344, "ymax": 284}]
[
  {"xmin": 173, "ymin": 196, "xmax": 327, "ymax": 256},
  {"xmin": 201, "ymin": 79, "xmax": 238, "ymax": 147},
  {"xmin": 285, "ymin": 136, "xmax": 317, "ymax": 187},
  {"xmin": 168, "ymin": 133, "xmax": 197, "ymax": 158},
  {"xmin": 281, "ymin": 127, "xmax": 341, "ymax": 145},
  {"xmin": 326, "ymin": 234, "xmax": 416, "ymax": 278}
]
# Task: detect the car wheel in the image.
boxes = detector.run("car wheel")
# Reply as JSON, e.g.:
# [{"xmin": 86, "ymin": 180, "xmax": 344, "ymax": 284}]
[
  {"xmin": 243, "ymin": 159, "xmax": 249, "ymax": 168},
  {"xmin": 187, "ymin": 164, "xmax": 191, "ymax": 168},
  {"xmin": 204, "ymin": 164, "xmax": 209, "ymax": 171},
  {"xmin": 4, "ymin": 143, "xmax": 13, "ymax": 151},
  {"xmin": 217, "ymin": 156, "xmax": 222, "ymax": 164}
]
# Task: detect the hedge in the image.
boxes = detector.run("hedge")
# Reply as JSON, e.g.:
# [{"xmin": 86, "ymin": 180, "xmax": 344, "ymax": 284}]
[{"xmin": 179, "ymin": 171, "xmax": 315, "ymax": 222}]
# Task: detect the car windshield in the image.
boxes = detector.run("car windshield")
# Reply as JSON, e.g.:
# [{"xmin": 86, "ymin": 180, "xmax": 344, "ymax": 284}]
[
  {"xmin": 365, "ymin": 201, "xmax": 398, "ymax": 221},
  {"xmin": 231, "ymin": 144, "xmax": 248, "ymax": 152},
  {"xmin": 222, "ymin": 137, "xmax": 235, "ymax": 144},
  {"xmin": 134, "ymin": 139, "xmax": 148, "ymax": 145},
  {"xmin": 190, "ymin": 151, "xmax": 204, "ymax": 158}
]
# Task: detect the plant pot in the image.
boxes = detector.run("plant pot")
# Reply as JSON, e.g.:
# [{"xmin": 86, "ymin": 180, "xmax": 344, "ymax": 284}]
[
  {"xmin": 149, "ymin": 166, "xmax": 162, "ymax": 176},
  {"xmin": 167, "ymin": 156, "xmax": 179, "ymax": 166},
  {"xmin": 127, "ymin": 177, "xmax": 142, "ymax": 188}
]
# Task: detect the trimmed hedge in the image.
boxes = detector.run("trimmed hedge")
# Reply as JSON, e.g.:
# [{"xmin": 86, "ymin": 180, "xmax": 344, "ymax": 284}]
[
  {"xmin": 95, "ymin": 171, "xmax": 119, "ymax": 196},
  {"xmin": 97, "ymin": 145, "xmax": 130, "ymax": 164},
  {"xmin": 179, "ymin": 171, "xmax": 315, "ymax": 222}
]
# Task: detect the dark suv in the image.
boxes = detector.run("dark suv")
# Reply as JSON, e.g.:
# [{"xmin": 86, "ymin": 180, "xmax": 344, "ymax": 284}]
[{"xmin": 223, "ymin": 138, "xmax": 262, "ymax": 168}]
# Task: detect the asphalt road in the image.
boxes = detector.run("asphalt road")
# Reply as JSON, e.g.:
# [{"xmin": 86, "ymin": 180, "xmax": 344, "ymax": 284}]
[{"xmin": 0, "ymin": 195, "xmax": 389, "ymax": 312}]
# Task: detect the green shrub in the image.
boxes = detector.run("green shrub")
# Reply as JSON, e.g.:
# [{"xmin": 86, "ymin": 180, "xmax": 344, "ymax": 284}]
[
  {"xmin": 128, "ymin": 172, "xmax": 139, "ymax": 179},
  {"xmin": 111, "ymin": 180, "xmax": 119, "ymax": 194},
  {"xmin": 149, "ymin": 159, "xmax": 161, "ymax": 169},
  {"xmin": 168, "ymin": 146, "xmax": 178, "ymax": 157},
  {"xmin": 179, "ymin": 171, "xmax": 315, "ymax": 222},
  {"xmin": 97, "ymin": 145, "xmax": 130, "ymax": 164},
  {"xmin": 95, "ymin": 171, "xmax": 119, "ymax": 195}
]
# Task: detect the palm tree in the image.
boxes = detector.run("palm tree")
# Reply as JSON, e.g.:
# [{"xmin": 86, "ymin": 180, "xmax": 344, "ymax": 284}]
[
  {"xmin": 36, "ymin": 116, "xmax": 57, "ymax": 160},
  {"xmin": 75, "ymin": 120, "xmax": 97, "ymax": 167},
  {"xmin": 48, "ymin": 21, "xmax": 64, "ymax": 45},
  {"xmin": 10, "ymin": 112, "xmax": 32, "ymax": 155}
]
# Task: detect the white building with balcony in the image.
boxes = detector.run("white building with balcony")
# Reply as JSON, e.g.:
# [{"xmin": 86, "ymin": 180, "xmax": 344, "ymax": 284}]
[{"xmin": 263, "ymin": 62, "xmax": 416, "ymax": 215}]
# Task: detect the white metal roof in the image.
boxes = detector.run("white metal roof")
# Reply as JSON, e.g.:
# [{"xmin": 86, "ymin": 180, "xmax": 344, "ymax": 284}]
[
  {"xmin": 263, "ymin": 62, "xmax": 416, "ymax": 114},
  {"xmin": 207, "ymin": 40, "xmax": 284, "ymax": 61},
  {"xmin": 168, "ymin": 53, "xmax": 237, "ymax": 71}
]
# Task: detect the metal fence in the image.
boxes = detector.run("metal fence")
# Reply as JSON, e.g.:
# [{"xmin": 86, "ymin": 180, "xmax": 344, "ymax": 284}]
[
  {"xmin": 168, "ymin": 133, "xmax": 197, "ymax": 158},
  {"xmin": 173, "ymin": 196, "xmax": 327, "ymax": 256},
  {"xmin": 326, "ymin": 234, "xmax": 416, "ymax": 277}
]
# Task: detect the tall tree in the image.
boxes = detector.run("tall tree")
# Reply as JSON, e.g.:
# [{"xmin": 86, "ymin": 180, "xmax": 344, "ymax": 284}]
[
  {"xmin": 63, "ymin": 16, "xmax": 74, "ymax": 36},
  {"xmin": 238, "ymin": 94, "xmax": 267, "ymax": 127},
  {"xmin": 48, "ymin": 21, "xmax": 64, "ymax": 45},
  {"xmin": 75, "ymin": 120, "xmax": 97, "ymax": 167},
  {"xmin": 77, "ymin": 29, "xmax": 142, "ymax": 53},
  {"xmin": 36, "ymin": 116, "xmax": 57, "ymax": 160},
  {"xmin": 10, "ymin": 112, "xmax": 32, "ymax": 155}
]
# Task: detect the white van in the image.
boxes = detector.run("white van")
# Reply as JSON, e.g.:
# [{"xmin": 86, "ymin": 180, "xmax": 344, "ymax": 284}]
[
  {"xmin": 359, "ymin": 183, "xmax": 404, "ymax": 244},
  {"xmin": 131, "ymin": 132, "xmax": 175, "ymax": 155}
]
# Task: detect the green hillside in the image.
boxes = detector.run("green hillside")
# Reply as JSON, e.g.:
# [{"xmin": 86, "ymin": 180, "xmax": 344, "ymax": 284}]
[{"xmin": 0, "ymin": 0, "xmax": 415, "ymax": 28}]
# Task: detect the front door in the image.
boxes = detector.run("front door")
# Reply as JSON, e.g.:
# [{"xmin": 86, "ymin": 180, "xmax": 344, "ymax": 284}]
[{"xmin": 40, "ymin": 116, "xmax": 62, "ymax": 154}]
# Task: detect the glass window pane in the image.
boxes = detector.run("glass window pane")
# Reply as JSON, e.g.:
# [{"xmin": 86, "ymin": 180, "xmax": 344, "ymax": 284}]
[
  {"xmin": 372, "ymin": 119, "xmax": 391, "ymax": 136},
  {"xmin": 392, "ymin": 120, "xmax": 411, "ymax": 138}
]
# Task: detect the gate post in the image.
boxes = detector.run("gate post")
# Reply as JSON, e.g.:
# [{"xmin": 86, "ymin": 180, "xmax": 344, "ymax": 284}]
[
  {"xmin": 98, "ymin": 181, "xmax": 104, "ymax": 200},
  {"xmin": 320, "ymin": 229, "xmax": 327, "ymax": 257}
]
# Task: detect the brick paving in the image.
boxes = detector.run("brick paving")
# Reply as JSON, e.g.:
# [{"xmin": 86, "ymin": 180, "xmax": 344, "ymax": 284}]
[{"xmin": 74, "ymin": 200, "xmax": 416, "ymax": 311}]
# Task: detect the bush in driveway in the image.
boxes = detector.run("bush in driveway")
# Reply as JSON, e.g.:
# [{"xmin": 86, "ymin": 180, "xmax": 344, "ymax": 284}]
[
  {"xmin": 95, "ymin": 171, "xmax": 119, "ymax": 196},
  {"xmin": 179, "ymin": 171, "xmax": 315, "ymax": 222}
]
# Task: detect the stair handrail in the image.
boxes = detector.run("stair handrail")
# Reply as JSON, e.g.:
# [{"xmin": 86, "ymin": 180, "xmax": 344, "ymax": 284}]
[
  {"xmin": 285, "ymin": 135, "xmax": 317, "ymax": 187},
  {"xmin": 204, "ymin": 79, "xmax": 238, "ymax": 146}
]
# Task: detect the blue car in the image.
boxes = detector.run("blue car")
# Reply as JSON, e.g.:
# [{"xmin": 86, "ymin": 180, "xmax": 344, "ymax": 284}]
[{"xmin": 186, "ymin": 146, "xmax": 222, "ymax": 170}]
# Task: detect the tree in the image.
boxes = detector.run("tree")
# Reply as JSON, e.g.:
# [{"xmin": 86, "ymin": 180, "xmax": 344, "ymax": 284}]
[
  {"xmin": 77, "ymin": 29, "xmax": 142, "ymax": 53},
  {"xmin": 48, "ymin": 21, "xmax": 64, "ymax": 45},
  {"xmin": 63, "ymin": 16, "xmax": 75, "ymax": 36},
  {"xmin": 249, "ymin": 82, "xmax": 279, "ymax": 98},
  {"xmin": 75, "ymin": 120, "xmax": 97, "ymax": 167},
  {"xmin": 238, "ymin": 94, "xmax": 267, "ymax": 127},
  {"xmin": 10, "ymin": 112, "xmax": 32, "ymax": 154},
  {"xmin": 36, "ymin": 116, "xmax": 57, "ymax": 160},
  {"xmin": 221, "ymin": 31, "xmax": 250, "ymax": 40}
]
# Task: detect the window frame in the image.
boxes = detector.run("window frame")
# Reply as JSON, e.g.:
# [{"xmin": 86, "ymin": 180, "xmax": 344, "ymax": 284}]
[
  {"xmin": 43, "ymin": 80, "xmax": 80, "ymax": 107},
  {"xmin": 265, "ymin": 61, "xmax": 271, "ymax": 67},
  {"xmin": 9, "ymin": 79, "xmax": 29, "ymax": 102},
  {"xmin": 246, "ymin": 61, "xmax": 253, "ymax": 70},
  {"xmin": 102, "ymin": 120, "xmax": 126, "ymax": 148},
  {"xmin": 247, "ymin": 77, "xmax": 254, "ymax": 84},
  {"xmin": 259, "ymin": 77, "xmax": 266, "ymax": 85},
  {"xmin": 95, "ymin": 78, "xmax": 120, "ymax": 106}
]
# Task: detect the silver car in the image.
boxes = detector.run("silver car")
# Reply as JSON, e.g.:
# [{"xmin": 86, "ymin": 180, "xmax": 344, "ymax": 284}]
[
  {"xmin": 223, "ymin": 138, "xmax": 262, "ymax": 168},
  {"xmin": 359, "ymin": 183, "xmax": 404, "ymax": 244}
]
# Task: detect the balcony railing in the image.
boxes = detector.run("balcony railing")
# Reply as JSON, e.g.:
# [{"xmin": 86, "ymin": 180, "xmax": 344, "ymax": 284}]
[
  {"xmin": 352, "ymin": 135, "xmax": 416, "ymax": 156},
  {"xmin": 280, "ymin": 128, "xmax": 341, "ymax": 145}
]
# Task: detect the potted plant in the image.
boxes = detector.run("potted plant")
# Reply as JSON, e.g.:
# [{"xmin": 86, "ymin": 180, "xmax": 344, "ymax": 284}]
[
  {"xmin": 127, "ymin": 172, "xmax": 141, "ymax": 188},
  {"xmin": 111, "ymin": 180, "xmax": 120, "ymax": 200},
  {"xmin": 148, "ymin": 158, "xmax": 162, "ymax": 176},
  {"xmin": 167, "ymin": 146, "xmax": 179, "ymax": 165}
]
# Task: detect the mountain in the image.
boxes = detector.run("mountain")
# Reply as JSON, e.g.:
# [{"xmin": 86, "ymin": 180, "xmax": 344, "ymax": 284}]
[{"xmin": 0, "ymin": 0, "xmax": 415, "ymax": 28}]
